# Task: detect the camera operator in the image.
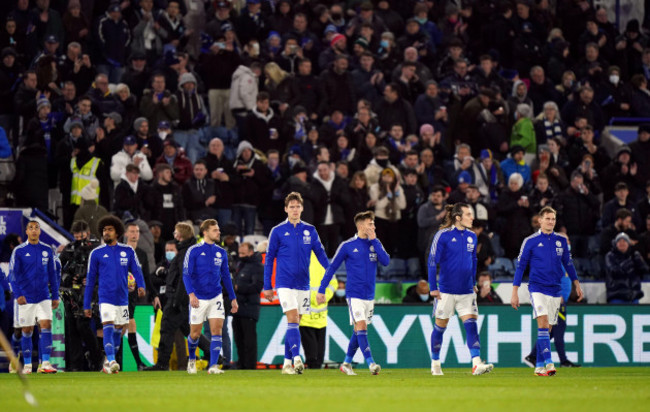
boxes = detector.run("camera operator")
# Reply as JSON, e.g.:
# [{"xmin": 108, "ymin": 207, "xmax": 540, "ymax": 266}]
[{"xmin": 59, "ymin": 221, "xmax": 102, "ymax": 371}]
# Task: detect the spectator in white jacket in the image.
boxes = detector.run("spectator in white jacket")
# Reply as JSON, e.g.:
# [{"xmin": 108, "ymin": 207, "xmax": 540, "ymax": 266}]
[
  {"xmin": 229, "ymin": 62, "xmax": 261, "ymax": 132},
  {"xmin": 369, "ymin": 167, "xmax": 406, "ymax": 255},
  {"xmin": 110, "ymin": 135, "xmax": 154, "ymax": 186}
]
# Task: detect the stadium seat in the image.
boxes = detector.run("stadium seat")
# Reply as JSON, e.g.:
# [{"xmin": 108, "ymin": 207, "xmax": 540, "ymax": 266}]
[{"xmin": 488, "ymin": 257, "xmax": 515, "ymax": 280}]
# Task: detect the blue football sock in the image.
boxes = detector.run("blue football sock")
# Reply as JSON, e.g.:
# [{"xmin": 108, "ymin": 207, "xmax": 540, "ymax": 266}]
[
  {"xmin": 356, "ymin": 330, "xmax": 375, "ymax": 366},
  {"xmin": 344, "ymin": 333, "xmax": 359, "ymax": 364},
  {"xmin": 287, "ymin": 323, "xmax": 300, "ymax": 359},
  {"xmin": 40, "ymin": 328, "xmax": 52, "ymax": 363},
  {"xmin": 284, "ymin": 338, "xmax": 291, "ymax": 360},
  {"xmin": 209, "ymin": 335, "xmax": 222, "ymax": 367},
  {"xmin": 187, "ymin": 336, "xmax": 199, "ymax": 361},
  {"xmin": 538, "ymin": 328, "xmax": 552, "ymax": 365},
  {"xmin": 113, "ymin": 328, "xmax": 123, "ymax": 353},
  {"xmin": 103, "ymin": 325, "xmax": 115, "ymax": 362},
  {"xmin": 463, "ymin": 319, "xmax": 481, "ymax": 359},
  {"xmin": 22, "ymin": 332, "xmax": 33, "ymax": 365},
  {"xmin": 431, "ymin": 324, "xmax": 446, "ymax": 361}
]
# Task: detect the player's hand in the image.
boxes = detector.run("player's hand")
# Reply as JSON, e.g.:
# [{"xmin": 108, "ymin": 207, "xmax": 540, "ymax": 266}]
[
  {"xmin": 473, "ymin": 285, "xmax": 479, "ymax": 294},
  {"xmin": 230, "ymin": 299, "xmax": 239, "ymax": 314},
  {"xmin": 430, "ymin": 290, "xmax": 440, "ymax": 299},
  {"xmin": 52, "ymin": 299, "xmax": 60, "ymax": 309},
  {"xmin": 511, "ymin": 290, "xmax": 520, "ymax": 310},
  {"xmin": 138, "ymin": 287, "xmax": 146, "ymax": 298},
  {"xmin": 17, "ymin": 296, "xmax": 26, "ymax": 305},
  {"xmin": 316, "ymin": 292, "xmax": 326, "ymax": 305},
  {"xmin": 189, "ymin": 293, "xmax": 199, "ymax": 308},
  {"xmin": 84, "ymin": 309, "xmax": 92, "ymax": 318},
  {"xmin": 366, "ymin": 227, "xmax": 376, "ymax": 240},
  {"xmin": 262, "ymin": 289, "xmax": 274, "ymax": 301},
  {"xmin": 575, "ymin": 283, "xmax": 584, "ymax": 302},
  {"xmin": 153, "ymin": 296, "xmax": 161, "ymax": 310}
]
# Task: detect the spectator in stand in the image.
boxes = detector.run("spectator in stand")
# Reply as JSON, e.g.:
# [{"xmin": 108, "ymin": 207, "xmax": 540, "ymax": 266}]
[
  {"xmin": 129, "ymin": 0, "xmax": 163, "ymax": 63},
  {"xmin": 402, "ymin": 280, "xmax": 434, "ymax": 303},
  {"xmin": 605, "ymin": 233, "xmax": 648, "ymax": 304},
  {"xmin": 448, "ymin": 171, "xmax": 472, "ymax": 204},
  {"xmin": 113, "ymin": 164, "xmax": 151, "ymax": 221},
  {"xmin": 527, "ymin": 66, "xmax": 562, "ymax": 116},
  {"xmin": 529, "ymin": 173, "xmax": 557, "ymax": 215},
  {"xmin": 628, "ymin": 74, "xmax": 650, "ymax": 117},
  {"xmin": 500, "ymin": 145, "xmax": 531, "ymax": 188},
  {"xmin": 556, "ymin": 171, "xmax": 601, "ymax": 258},
  {"xmin": 475, "ymin": 149, "xmax": 504, "ymax": 204},
  {"xmin": 363, "ymin": 146, "xmax": 400, "ymax": 186},
  {"xmin": 232, "ymin": 140, "xmax": 271, "ymax": 236},
  {"xmin": 602, "ymin": 182, "xmax": 639, "ymax": 229},
  {"xmin": 637, "ymin": 181, "xmax": 650, "ymax": 226},
  {"xmin": 242, "ymin": 91, "xmax": 284, "ymax": 154},
  {"xmin": 375, "ymin": 83, "xmax": 417, "ymax": 135},
  {"xmin": 132, "ymin": 117, "xmax": 162, "ymax": 170},
  {"xmin": 414, "ymin": 81, "xmax": 447, "ymax": 132},
  {"xmin": 96, "ymin": 2, "xmax": 131, "ymax": 83},
  {"xmin": 534, "ymin": 101, "xmax": 566, "ymax": 146},
  {"xmin": 496, "ymin": 172, "xmax": 532, "ymax": 259},
  {"xmin": 319, "ymin": 55, "xmax": 356, "ymax": 117},
  {"xmin": 57, "ymin": 42, "xmax": 94, "ymax": 95},
  {"xmin": 344, "ymin": 171, "xmax": 371, "ymax": 238},
  {"xmin": 155, "ymin": 138, "xmax": 193, "ymax": 186},
  {"xmin": 575, "ymin": 154, "xmax": 603, "ymax": 197},
  {"xmin": 64, "ymin": 95, "xmax": 99, "ymax": 140},
  {"xmin": 150, "ymin": 163, "xmax": 185, "ymax": 241},
  {"xmin": 601, "ymin": 146, "xmax": 641, "ymax": 203},
  {"xmin": 533, "ymin": 145, "xmax": 568, "ymax": 194},
  {"xmin": 369, "ymin": 167, "xmax": 406, "ymax": 255},
  {"xmin": 140, "ymin": 73, "xmax": 179, "ymax": 132},
  {"xmin": 290, "ymin": 58, "xmax": 320, "ymax": 122},
  {"xmin": 230, "ymin": 62, "xmax": 261, "ymax": 132},
  {"xmin": 629, "ymin": 124, "xmax": 650, "ymax": 188},
  {"xmin": 182, "ymin": 160, "xmax": 217, "ymax": 222},
  {"xmin": 156, "ymin": 1, "xmax": 192, "ymax": 51},
  {"xmin": 476, "ymin": 272, "xmax": 503, "ymax": 304},
  {"xmin": 312, "ymin": 161, "xmax": 349, "ymax": 257},
  {"xmin": 600, "ymin": 209, "xmax": 638, "ymax": 255},
  {"xmin": 110, "ymin": 135, "xmax": 153, "ymax": 186},
  {"xmin": 202, "ymin": 137, "xmax": 235, "ymax": 226},
  {"xmin": 637, "ymin": 215, "xmax": 650, "ymax": 267},
  {"xmin": 473, "ymin": 221, "xmax": 495, "ymax": 274},
  {"xmin": 567, "ymin": 125, "xmax": 610, "ymax": 173},
  {"xmin": 417, "ymin": 185, "xmax": 447, "ymax": 261},
  {"xmin": 236, "ymin": 0, "xmax": 270, "ymax": 45},
  {"xmin": 560, "ymin": 85, "xmax": 605, "ymax": 133},
  {"xmin": 510, "ymin": 103, "xmax": 536, "ymax": 161},
  {"xmin": 120, "ymin": 52, "xmax": 151, "ymax": 101},
  {"xmin": 174, "ymin": 72, "xmax": 208, "ymax": 163}
]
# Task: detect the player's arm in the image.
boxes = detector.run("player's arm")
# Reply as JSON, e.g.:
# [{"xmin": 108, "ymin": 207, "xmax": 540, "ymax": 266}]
[
  {"xmin": 372, "ymin": 239, "xmax": 390, "ymax": 266},
  {"xmin": 221, "ymin": 253, "xmax": 238, "ymax": 309},
  {"xmin": 318, "ymin": 243, "xmax": 347, "ymax": 299},
  {"xmin": 129, "ymin": 248, "xmax": 147, "ymax": 298},
  {"xmin": 560, "ymin": 237, "xmax": 583, "ymax": 301},
  {"xmin": 8, "ymin": 249, "xmax": 24, "ymax": 300},
  {"xmin": 311, "ymin": 227, "xmax": 330, "ymax": 270},
  {"xmin": 263, "ymin": 228, "xmax": 279, "ymax": 292},
  {"xmin": 182, "ymin": 248, "xmax": 197, "ymax": 296},
  {"xmin": 83, "ymin": 250, "xmax": 99, "ymax": 313},
  {"xmin": 428, "ymin": 231, "xmax": 444, "ymax": 295},
  {"xmin": 325, "ymin": 275, "xmax": 338, "ymax": 303},
  {"xmin": 512, "ymin": 239, "xmax": 533, "ymax": 309}
]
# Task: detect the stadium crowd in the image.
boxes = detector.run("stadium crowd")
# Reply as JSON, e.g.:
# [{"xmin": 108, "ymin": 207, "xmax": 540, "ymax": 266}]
[{"xmin": 0, "ymin": 0, "xmax": 649, "ymax": 300}]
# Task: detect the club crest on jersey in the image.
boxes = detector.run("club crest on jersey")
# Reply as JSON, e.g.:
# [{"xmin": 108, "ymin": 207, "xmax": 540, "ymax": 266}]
[
  {"xmin": 41, "ymin": 250, "xmax": 49, "ymax": 265},
  {"xmin": 467, "ymin": 237, "xmax": 473, "ymax": 244},
  {"xmin": 467, "ymin": 240, "xmax": 475, "ymax": 252},
  {"xmin": 302, "ymin": 229, "xmax": 311, "ymax": 244},
  {"xmin": 214, "ymin": 251, "xmax": 223, "ymax": 266},
  {"xmin": 42, "ymin": 251, "xmax": 48, "ymax": 257},
  {"xmin": 556, "ymin": 241, "xmax": 562, "ymax": 247},
  {"xmin": 369, "ymin": 245, "xmax": 375, "ymax": 252},
  {"xmin": 121, "ymin": 251, "xmax": 127, "ymax": 257}
]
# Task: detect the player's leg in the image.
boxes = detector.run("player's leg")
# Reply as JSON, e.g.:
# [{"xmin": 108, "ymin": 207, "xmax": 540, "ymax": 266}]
[
  {"xmin": 340, "ymin": 298, "xmax": 359, "ymax": 375},
  {"xmin": 187, "ymin": 298, "xmax": 209, "ymax": 374},
  {"xmin": 276, "ymin": 288, "xmax": 299, "ymax": 373},
  {"xmin": 352, "ymin": 299, "xmax": 379, "ymax": 374},
  {"xmin": 18, "ymin": 302, "xmax": 36, "ymax": 374},
  {"xmin": 35, "ymin": 300, "xmax": 56, "ymax": 373},
  {"xmin": 285, "ymin": 309, "xmax": 303, "ymax": 372},
  {"xmin": 127, "ymin": 299, "xmax": 144, "ymax": 370},
  {"xmin": 430, "ymin": 294, "xmax": 452, "ymax": 375},
  {"xmin": 458, "ymin": 294, "xmax": 493, "ymax": 375},
  {"xmin": 531, "ymin": 293, "xmax": 554, "ymax": 375},
  {"xmin": 205, "ymin": 295, "xmax": 226, "ymax": 374}
]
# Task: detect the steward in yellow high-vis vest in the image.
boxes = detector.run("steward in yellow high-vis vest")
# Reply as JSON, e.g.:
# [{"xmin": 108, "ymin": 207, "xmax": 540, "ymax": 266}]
[
  {"xmin": 70, "ymin": 156, "xmax": 101, "ymax": 206},
  {"xmin": 299, "ymin": 252, "xmax": 337, "ymax": 369}
]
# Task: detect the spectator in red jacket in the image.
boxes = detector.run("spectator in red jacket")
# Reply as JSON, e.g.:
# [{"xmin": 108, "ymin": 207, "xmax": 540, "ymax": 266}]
[{"xmin": 155, "ymin": 137, "xmax": 193, "ymax": 185}]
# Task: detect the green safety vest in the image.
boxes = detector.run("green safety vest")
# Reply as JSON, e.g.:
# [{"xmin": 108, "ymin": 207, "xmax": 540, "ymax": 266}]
[{"xmin": 70, "ymin": 157, "xmax": 101, "ymax": 206}]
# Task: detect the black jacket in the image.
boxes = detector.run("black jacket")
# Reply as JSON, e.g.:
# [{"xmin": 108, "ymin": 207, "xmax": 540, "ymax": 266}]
[
  {"xmin": 166, "ymin": 237, "xmax": 197, "ymax": 308},
  {"xmin": 605, "ymin": 248, "xmax": 648, "ymax": 302},
  {"xmin": 233, "ymin": 253, "xmax": 264, "ymax": 320},
  {"xmin": 182, "ymin": 177, "xmax": 217, "ymax": 222}
]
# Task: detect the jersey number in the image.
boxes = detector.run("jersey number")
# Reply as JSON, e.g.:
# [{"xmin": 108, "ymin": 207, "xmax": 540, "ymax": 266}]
[
  {"xmin": 216, "ymin": 301, "xmax": 223, "ymax": 311},
  {"xmin": 123, "ymin": 309, "xmax": 128, "ymax": 319},
  {"xmin": 302, "ymin": 298, "xmax": 309, "ymax": 308}
]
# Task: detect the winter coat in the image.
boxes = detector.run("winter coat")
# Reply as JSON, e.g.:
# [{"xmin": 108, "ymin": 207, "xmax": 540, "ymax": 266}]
[
  {"xmin": 233, "ymin": 253, "xmax": 264, "ymax": 320},
  {"xmin": 605, "ymin": 249, "xmax": 648, "ymax": 302},
  {"xmin": 229, "ymin": 65, "xmax": 258, "ymax": 111}
]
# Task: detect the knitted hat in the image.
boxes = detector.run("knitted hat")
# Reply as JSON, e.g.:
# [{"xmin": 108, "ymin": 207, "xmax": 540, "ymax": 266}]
[
  {"xmin": 480, "ymin": 149, "xmax": 493, "ymax": 160},
  {"xmin": 613, "ymin": 232, "xmax": 631, "ymax": 246},
  {"xmin": 133, "ymin": 117, "xmax": 147, "ymax": 131},
  {"xmin": 179, "ymin": 72, "xmax": 197, "ymax": 88},
  {"xmin": 457, "ymin": 171, "xmax": 472, "ymax": 184},
  {"xmin": 80, "ymin": 179, "xmax": 99, "ymax": 201},
  {"xmin": 236, "ymin": 140, "xmax": 254, "ymax": 157},
  {"xmin": 331, "ymin": 33, "xmax": 346, "ymax": 47},
  {"xmin": 37, "ymin": 98, "xmax": 51, "ymax": 112},
  {"xmin": 419, "ymin": 124, "xmax": 434, "ymax": 135}
]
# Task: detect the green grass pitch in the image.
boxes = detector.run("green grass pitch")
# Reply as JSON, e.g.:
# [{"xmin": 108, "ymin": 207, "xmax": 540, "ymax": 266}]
[{"xmin": 2, "ymin": 368, "xmax": 650, "ymax": 411}]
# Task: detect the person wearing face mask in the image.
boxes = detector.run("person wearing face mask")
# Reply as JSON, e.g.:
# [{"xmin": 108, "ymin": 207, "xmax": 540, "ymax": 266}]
[
  {"xmin": 402, "ymin": 279, "xmax": 434, "ymax": 303},
  {"xmin": 601, "ymin": 65, "xmax": 631, "ymax": 119}
]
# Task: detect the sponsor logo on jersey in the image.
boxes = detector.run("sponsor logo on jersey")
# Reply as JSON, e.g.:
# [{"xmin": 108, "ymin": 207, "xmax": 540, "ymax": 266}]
[{"xmin": 302, "ymin": 229, "xmax": 311, "ymax": 244}]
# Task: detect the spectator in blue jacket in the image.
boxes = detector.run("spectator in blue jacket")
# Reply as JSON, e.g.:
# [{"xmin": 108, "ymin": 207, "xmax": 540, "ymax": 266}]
[{"xmin": 500, "ymin": 145, "xmax": 532, "ymax": 186}]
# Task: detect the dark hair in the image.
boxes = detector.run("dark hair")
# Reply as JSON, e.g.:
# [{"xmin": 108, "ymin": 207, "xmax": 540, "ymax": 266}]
[
  {"xmin": 439, "ymin": 203, "xmax": 469, "ymax": 229},
  {"xmin": 125, "ymin": 221, "xmax": 139, "ymax": 230},
  {"xmin": 98, "ymin": 215, "xmax": 125, "ymax": 238},
  {"xmin": 257, "ymin": 91, "xmax": 270, "ymax": 101},
  {"xmin": 614, "ymin": 182, "xmax": 628, "ymax": 191},
  {"xmin": 194, "ymin": 159, "xmax": 208, "ymax": 168},
  {"xmin": 615, "ymin": 208, "xmax": 633, "ymax": 221},
  {"xmin": 70, "ymin": 220, "xmax": 89, "ymax": 233},
  {"xmin": 354, "ymin": 211, "xmax": 375, "ymax": 224},
  {"xmin": 431, "ymin": 185, "xmax": 446, "ymax": 195},
  {"xmin": 126, "ymin": 164, "xmax": 140, "ymax": 174}
]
